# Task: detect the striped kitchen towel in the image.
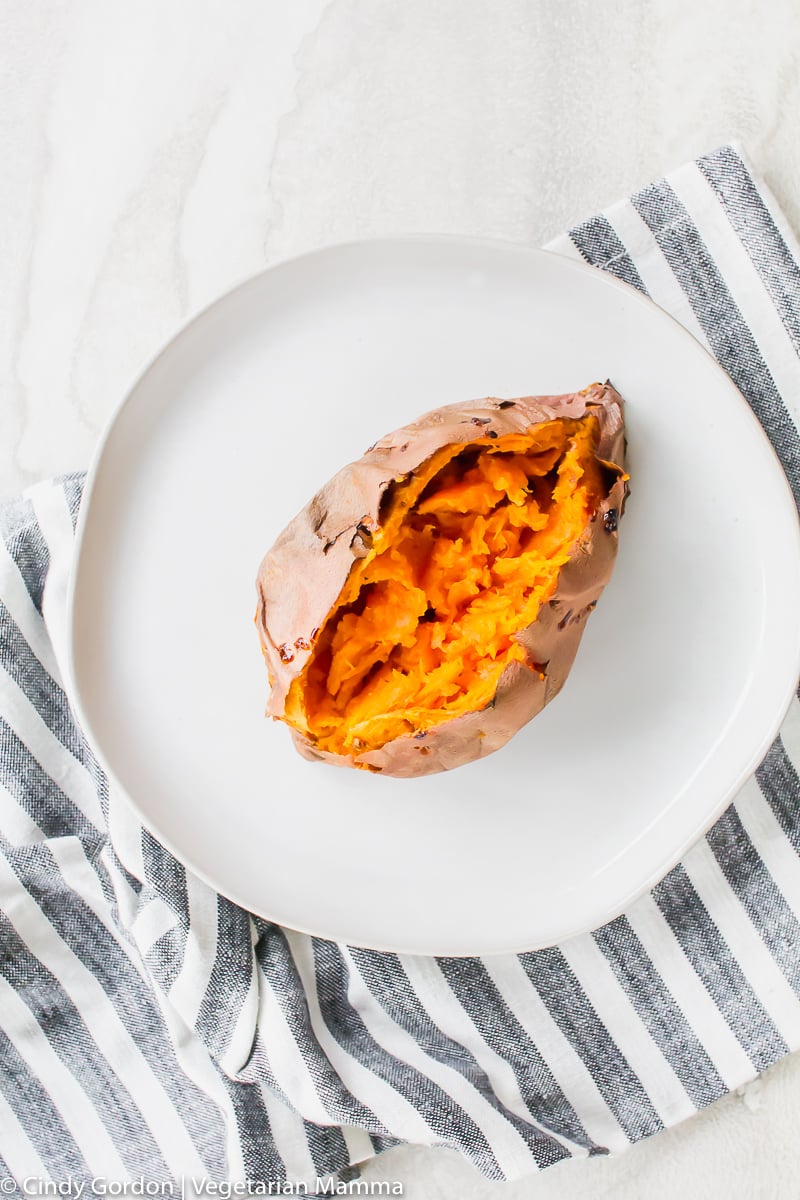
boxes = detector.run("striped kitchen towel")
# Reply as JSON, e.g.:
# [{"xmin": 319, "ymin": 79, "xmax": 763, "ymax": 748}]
[{"xmin": 2, "ymin": 143, "xmax": 800, "ymax": 1189}]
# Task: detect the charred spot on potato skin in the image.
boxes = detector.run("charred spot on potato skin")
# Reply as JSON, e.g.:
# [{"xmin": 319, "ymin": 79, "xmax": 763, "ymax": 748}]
[
  {"xmin": 414, "ymin": 730, "xmax": 427, "ymax": 740},
  {"xmin": 557, "ymin": 610, "xmax": 574, "ymax": 631},
  {"xmin": 470, "ymin": 416, "xmax": 492, "ymax": 426},
  {"xmin": 497, "ymin": 400, "xmax": 516, "ymax": 410},
  {"xmin": 278, "ymin": 644, "xmax": 295, "ymax": 664},
  {"xmin": 603, "ymin": 507, "xmax": 619, "ymax": 534},
  {"xmin": 488, "ymin": 430, "xmax": 498, "ymax": 439},
  {"xmin": 294, "ymin": 637, "xmax": 310, "ymax": 651},
  {"xmin": 311, "ymin": 627, "xmax": 320, "ymax": 641}
]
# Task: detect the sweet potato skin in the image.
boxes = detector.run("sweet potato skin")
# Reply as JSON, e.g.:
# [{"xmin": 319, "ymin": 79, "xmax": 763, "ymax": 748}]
[{"xmin": 255, "ymin": 383, "xmax": 627, "ymax": 777}]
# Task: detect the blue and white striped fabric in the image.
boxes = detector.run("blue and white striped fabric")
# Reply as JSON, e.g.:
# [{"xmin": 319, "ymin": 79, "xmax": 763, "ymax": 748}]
[{"xmin": 2, "ymin": 143, "xmax": 800, "ymax": 1188}]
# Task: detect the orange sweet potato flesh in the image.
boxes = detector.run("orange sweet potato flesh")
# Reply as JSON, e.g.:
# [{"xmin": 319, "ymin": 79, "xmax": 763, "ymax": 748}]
[{"xmin": 256, "ymin": 384, "xmax": 627, "ymax": 778}]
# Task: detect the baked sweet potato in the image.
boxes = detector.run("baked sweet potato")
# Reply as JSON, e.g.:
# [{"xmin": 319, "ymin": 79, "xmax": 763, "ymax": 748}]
[{"xmin": 255, "ymin": 382, "xmax": 627, "ymax": 778}]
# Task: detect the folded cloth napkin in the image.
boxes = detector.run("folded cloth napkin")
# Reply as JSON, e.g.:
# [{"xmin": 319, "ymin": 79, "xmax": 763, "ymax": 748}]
[{"xmin": 2, "ymin": 143, "xmax": 800, "ymax": 1189}]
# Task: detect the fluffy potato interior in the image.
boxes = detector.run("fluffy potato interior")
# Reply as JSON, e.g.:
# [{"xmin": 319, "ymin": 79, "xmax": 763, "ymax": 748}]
[{"xmin": 284, "ymin": 415, "xmax": 605, "ymax": 755}]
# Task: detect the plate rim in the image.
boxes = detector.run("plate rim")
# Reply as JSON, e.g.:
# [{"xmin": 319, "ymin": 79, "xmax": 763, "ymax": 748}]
[{"xmin": 66, "ymin": 233, "xmax": 800, "ymax": 955}]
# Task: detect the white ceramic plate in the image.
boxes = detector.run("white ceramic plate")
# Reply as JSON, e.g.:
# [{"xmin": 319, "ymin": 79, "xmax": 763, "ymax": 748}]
[{"xmin": 68, "ymin": 237, "xmax": 800, "ymax": 956}]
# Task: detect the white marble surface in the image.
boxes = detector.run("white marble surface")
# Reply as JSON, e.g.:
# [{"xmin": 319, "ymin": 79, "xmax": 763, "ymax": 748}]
[{"xmin": 4, "ymin": 0, "xmax": 800, "ymax": 1194}]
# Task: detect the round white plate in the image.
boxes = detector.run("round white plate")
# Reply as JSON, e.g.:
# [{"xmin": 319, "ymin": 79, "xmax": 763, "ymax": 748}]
[{"xmin": 68, "ymin": 237, "xmax": 800, "ymax": 956}]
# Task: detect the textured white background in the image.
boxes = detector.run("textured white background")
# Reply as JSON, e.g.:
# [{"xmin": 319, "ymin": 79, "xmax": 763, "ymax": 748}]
[{"xmin": 3, "ymin": 1, "xmax": 800, "ymax": 1195}]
